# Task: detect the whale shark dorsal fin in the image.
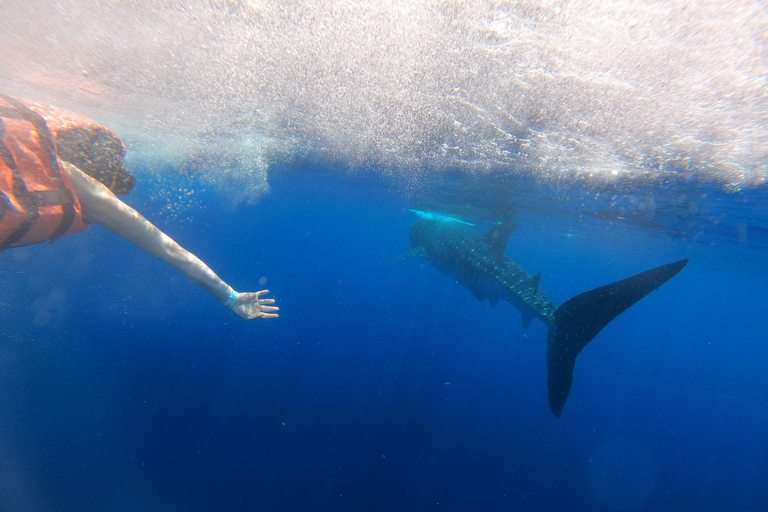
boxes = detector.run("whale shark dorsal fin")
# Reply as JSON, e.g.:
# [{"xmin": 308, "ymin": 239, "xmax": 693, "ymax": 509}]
[
  {"xmin": 485, "ymin": 222, "xmax": 516, "ymax": 257},
  {"xmin": 531, "ymin": 272, "xmax": 541, "ymax": 291}
]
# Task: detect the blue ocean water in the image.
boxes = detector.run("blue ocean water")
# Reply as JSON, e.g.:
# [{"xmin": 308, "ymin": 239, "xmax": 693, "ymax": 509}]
[
  {"xmin": 1, "ymin": 1, "xmax": 768, "ymax": 508},
  {"xmin": 1, "ymin": 162, "xmax": 767, "ymax": 511}
]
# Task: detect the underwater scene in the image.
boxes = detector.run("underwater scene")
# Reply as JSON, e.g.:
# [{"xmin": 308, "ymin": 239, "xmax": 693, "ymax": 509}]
[{"xmin": 1, "ymin": 1, "xmax": 767, "ymax": 511}]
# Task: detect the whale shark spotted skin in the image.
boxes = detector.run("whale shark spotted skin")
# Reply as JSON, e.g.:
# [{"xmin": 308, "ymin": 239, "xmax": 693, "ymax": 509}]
[{"xmin": 398, "ymin": 218, "xmax": 688, "ymax": 417}]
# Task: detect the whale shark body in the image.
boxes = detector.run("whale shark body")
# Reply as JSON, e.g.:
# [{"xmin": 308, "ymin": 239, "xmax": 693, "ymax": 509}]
[{"xmin": 397, "ymin": 218, "xmax": 688, "ymax": 417}]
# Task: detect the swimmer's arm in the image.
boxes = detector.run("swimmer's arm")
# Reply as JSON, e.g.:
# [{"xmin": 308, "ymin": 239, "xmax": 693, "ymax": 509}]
[{"xmin": 64, "ymin": 162, "xmax": 278, "ymax": 320}]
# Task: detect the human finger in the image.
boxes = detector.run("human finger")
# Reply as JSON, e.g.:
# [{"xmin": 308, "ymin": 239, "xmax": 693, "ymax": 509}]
[{"xmin": 252, "ymin": 312, "xmax": 279, "ymax": 320}]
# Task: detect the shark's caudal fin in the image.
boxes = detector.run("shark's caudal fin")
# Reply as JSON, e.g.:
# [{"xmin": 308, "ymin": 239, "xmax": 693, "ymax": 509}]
[{"xmin": 546, "ymin": 259, "xmax": 689, "ymax": 417}]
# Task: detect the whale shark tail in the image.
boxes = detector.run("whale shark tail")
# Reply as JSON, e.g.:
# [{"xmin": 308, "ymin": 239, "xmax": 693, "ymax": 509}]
[{"xmin": 546, "ymin": 259, "xmax": 689, "ymax": 417}]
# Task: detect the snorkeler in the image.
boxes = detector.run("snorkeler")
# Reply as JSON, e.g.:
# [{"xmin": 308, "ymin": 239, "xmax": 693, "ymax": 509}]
[{"xmin": 0, "ymin": 94, "xmax": 278, "ymax": 321}]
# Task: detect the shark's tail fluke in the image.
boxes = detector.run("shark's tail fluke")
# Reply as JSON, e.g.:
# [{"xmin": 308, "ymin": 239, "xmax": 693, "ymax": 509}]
[{"xmin": 546, "ymin": 259, "xmax": 689, "ymax": 417}]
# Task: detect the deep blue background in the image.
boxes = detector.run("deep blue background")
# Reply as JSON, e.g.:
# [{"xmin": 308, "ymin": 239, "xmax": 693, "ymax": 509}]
[{"xmin": 1, "ymin": 167, "xmax": 767, "ymax": 511}]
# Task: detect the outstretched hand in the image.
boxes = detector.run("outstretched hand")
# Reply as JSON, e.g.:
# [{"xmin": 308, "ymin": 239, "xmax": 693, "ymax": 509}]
[{"xmin": 231, "ymin": 290, "xmax": 279, "ymax": 320}]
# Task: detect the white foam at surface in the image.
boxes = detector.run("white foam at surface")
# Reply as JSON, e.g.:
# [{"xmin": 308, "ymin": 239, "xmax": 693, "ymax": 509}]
[{"xmin": 1, "ymin": 0, "xmax": 765, "ymax": 200}]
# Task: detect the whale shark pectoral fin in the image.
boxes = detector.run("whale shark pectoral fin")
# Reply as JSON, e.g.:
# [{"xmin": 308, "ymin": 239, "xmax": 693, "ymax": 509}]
[
  {"xmin": 488, "ymin": 296, "xmax": 500, "ymax": 307},
  {"xmin": 485, "ymin": 221, "xmax": 517, "ymax": 257},
  {"xmin": 546, "ymin": 259, "xmax": 689, "ymax": 417},
  {"xmin": 382, "ymin": 247, "xmax": 428, "ymax": 269}
]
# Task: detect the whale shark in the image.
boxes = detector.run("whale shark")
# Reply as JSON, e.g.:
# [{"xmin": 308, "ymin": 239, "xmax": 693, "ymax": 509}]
[{"xmin": 394, "ymin": 218, "xmax": 688, "ymax": 417}]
